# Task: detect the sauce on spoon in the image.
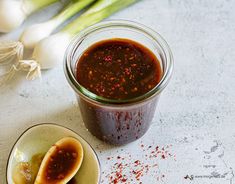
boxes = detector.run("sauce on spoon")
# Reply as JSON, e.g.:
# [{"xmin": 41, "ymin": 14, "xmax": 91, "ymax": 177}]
[{"xmin": 34, "ymin": 137, "xmax": 83, "ymax": 184}]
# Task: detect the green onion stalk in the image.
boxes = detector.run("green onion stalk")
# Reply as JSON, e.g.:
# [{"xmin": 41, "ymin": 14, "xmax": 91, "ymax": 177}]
[
  {"xmin": 0, "ymin": 0, "xmax": 95, "ymax": 64},
  {"xmin": 3, "ymin": 0, "xmax": 140, "ymax": 83},
  {"xmin": 20, "ymin": 0, "xmax": 96, "ymax": 49},
  {"xmin": 0, "ymin": 0, "xmax": 96, "ymax": 85}
]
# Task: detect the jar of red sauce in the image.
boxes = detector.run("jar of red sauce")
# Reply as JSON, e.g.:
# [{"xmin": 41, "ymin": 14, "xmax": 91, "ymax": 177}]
[{"xmin": 64, "ymin": 20, "xmax": 173, "ymax": 145}]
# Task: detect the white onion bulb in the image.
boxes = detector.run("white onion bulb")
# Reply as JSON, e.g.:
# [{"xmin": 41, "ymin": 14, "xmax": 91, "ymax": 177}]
[
  {"xmin": 0, "ymin": 1, "xmax": 27, "ymax": 33},
  {"xmin": 32, "ymin": 33, "xmax": 71, "ymax": 69},
  {"xmin": 20, "ymin": 20, "xmax": 58, "ymax": 49}
]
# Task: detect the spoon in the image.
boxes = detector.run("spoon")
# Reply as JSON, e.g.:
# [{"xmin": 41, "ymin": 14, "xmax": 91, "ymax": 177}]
[{"xmin": 34, "ymin": 137, "xmax": 84, "ymax": 184}]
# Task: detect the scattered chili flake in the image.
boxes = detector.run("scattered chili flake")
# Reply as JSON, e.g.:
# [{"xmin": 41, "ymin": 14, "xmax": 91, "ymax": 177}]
[
  {"xmin": 134, "ymin": 160, "xmax": 141, "ymax": 166},
  {"xmin": 121, "ymin": 178, "xmax": 127, "ymax": 182},
  {"xmin": 103, "ymin": 143, "xmax": 176, "ymax": 184}
]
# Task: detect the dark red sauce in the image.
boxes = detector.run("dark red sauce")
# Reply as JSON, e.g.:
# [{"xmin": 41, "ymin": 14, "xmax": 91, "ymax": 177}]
[
  {"xmin": 76, "ymin": 38, "xmax": 162, "ymax": 100},
  {"xmin": 75, "ymin": 39, "xmax": 163, "ymax": 145},
  {"xmin": 42, "ymin": 145, "xmax": 78, "ymax": 183}
]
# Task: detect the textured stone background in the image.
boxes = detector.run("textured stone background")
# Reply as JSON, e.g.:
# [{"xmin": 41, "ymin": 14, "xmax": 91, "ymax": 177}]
[{"xmin": 0, "ymin": 0, "xmax": 235, "ymax": 183}]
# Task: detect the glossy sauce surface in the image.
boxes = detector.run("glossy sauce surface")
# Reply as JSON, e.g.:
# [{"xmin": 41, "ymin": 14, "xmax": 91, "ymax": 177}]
[
  {"xmin": 42, "ymin": 144, "xmax": 78, "ymax": 182},
  {"xmin": 76, "ymin": 38, "xmax": 162, "ymax": 100}
]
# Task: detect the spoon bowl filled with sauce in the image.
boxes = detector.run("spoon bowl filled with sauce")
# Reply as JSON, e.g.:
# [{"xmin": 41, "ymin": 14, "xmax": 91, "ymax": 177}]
[
  {"xmin": 64, "ymin": 20, "xmax": 173, "ymax": 145},
  {"xmin": 34, "ymin": 137, "xmax": 84, "ymax": 184}
]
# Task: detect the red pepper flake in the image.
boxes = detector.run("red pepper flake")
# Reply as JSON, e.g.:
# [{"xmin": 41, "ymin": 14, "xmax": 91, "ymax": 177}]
[
  {"xmin": 104, "ymin": 143, "xmax": 176, "ymax": 184},
  {"xmin": 131, "ymin": 63, "xmax": 137, "ymax": 67},
  {"xmin": 136, "ymin": 173, "xmax": 142, "ymax": 180},
  {"xmin": 104, "ymin": 55, "xmax": 112, "ymax": 62},
  {"xmin": 134, "ymin": 160, "xmax": 141, "ymax": 166},
  {"xmin": 121, "ymin": 178, "xmax": 127, "ymax": 182},
  {"xmin": 114, "ymin": 83, "xmax": 120, "ymax": 88},
  {"xmin": 124, "ymin": 68, "xmax": 131, "ymax": 75},
  {"xmin": 113, "ymin": 178, "xmax": 118, "ymax": 184}
]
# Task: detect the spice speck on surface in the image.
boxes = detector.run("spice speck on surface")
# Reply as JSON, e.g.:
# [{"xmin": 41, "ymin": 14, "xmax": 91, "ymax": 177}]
[{"xmin": 102, "ymin": 143, "xmax": 176, "ymax": 183}]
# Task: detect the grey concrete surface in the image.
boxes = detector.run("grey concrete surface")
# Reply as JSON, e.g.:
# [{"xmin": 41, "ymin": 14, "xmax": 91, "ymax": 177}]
[{"xmin": 0, "ymin": 0, "xmax": 235, "ymax": 183}]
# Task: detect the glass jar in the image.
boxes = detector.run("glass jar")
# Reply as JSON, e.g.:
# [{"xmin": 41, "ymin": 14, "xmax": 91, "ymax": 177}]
[{"xmin": 64, "ymin": 20, "xmax": 173, "ymax": 145}]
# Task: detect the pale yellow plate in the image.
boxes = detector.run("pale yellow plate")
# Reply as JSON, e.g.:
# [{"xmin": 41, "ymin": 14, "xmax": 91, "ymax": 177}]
[{"xmin": 6, "ymin": 123, "xmax": 101, "ymax": 184}]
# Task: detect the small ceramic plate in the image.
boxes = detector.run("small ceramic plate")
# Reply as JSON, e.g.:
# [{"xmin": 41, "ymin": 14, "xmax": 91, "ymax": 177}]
[{"xmin": 6, "ymin": 123, "xmax": 101, "ymax": 184}]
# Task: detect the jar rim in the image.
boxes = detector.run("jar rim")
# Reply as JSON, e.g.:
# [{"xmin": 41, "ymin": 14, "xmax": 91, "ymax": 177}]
[{"xmin": 64, "ymin": 20, "xmax": 173, "ymax": 105}]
